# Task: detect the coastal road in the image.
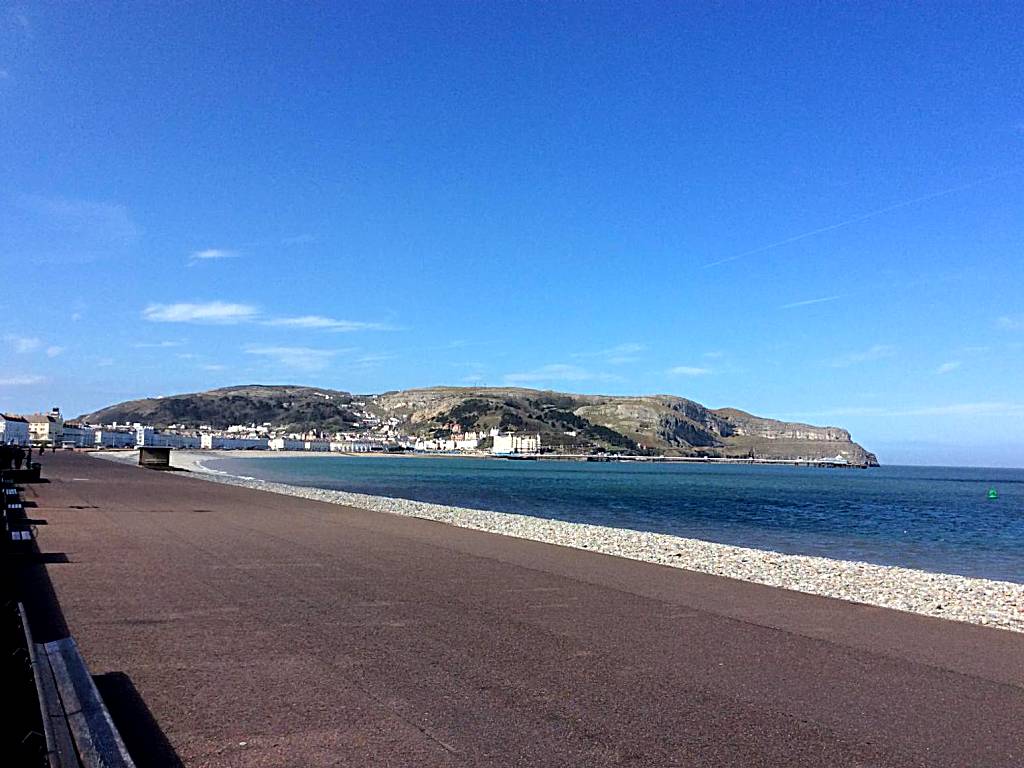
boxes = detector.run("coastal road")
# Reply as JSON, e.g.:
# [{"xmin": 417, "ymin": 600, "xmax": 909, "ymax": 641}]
[{"xmin": 15, "ymin": 452, "xmax": 1024, "ymax": 767}]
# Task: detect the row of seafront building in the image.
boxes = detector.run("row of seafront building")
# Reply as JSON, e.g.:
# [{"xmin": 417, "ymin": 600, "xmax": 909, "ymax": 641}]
[
  {"xmin": 2, "ymin": 408, "xmax": 542, "ymax": 456},
  {"xmin": 0, "ymin": 408, "xmax": 138, "ymax": 449},
  {"xmin": 413, "ymin": 430, "xmax": 541, "ymax": 455},
  {"xmin": 85, "ymin": 425, "xmax": 393, "ymax": 453},
  {"xmin": 0, "ymin": 408, "xmax": 389, "ymax": 452}
]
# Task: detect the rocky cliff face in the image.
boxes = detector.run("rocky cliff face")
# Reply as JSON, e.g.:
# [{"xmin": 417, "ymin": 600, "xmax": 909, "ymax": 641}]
[
  {"xmin": 714, "ymin": 408, "xmax": 850, "ymax": 441},
  {"xmin": 372, "ymin": 387, "xmax": 878, "ymax": 465}
]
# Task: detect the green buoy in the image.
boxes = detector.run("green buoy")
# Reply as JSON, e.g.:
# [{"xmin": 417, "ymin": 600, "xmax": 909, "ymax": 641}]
[{"xmin": 987, "ymin": 488, "xmax": 998, "ymax": 500}]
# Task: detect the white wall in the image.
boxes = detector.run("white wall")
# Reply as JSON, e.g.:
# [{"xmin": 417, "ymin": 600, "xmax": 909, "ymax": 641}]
[
  {"xmin": 269, "ymin": 437, "xmax": 305, "ymax": 450},
  {"xmin": 203, "ymin": 435, "xmax": 269, "ymax": 450},
  {"xmin": 95, "ymin": 429, "xmax": 136, "ymax": 448},
  {"xmin": 492, "ymin": 433, "xmax": 540, "ymax": 454},
  {"xmin": 60, "ymin": 426, "xmax": 95, "ymax": 447},
  {"xmin": 138, "ymin": 428, "xmax": 198, "ymax": 448},
  {"xmin": 0, "ymin": 418, "xmax": 30, "ymax": 446}
]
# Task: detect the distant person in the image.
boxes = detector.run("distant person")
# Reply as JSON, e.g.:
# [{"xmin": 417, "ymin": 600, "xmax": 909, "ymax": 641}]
[{"xmin": 13, "ymin": 445, "xmax": 24, "ymax": 469}]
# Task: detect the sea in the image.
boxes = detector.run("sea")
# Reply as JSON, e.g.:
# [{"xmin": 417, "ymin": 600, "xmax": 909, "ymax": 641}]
[{"xmin": 208, "ymin": 456, "xmax": 1024, "ymax": 584}]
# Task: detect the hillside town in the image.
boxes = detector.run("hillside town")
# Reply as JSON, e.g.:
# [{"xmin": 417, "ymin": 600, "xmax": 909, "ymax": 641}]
[{"xmin": 0, "ymin": 407, "xmax": 543, "ymax": 456}]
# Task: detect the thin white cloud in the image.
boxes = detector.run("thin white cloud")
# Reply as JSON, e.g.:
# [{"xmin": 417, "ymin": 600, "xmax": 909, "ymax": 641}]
[
  {"xmin": 780, "ymin": 295, "xmax": 841, "ymax": 310},
  {"xmin": 2, "ymin": 194, "xmax": 141, "ymax": 264},
  {"xmin": 574, "ymin": 343, "xmax": 646, "ymax": 357},
  {"xmin": 189, "ymin": 248, "xmax": 238, "ymax": 262},
  {"xmin": 572, "ymin": 342, "xmax": 647, "ymax": 365},
  {"xmin": 0, "ymin": 374, "xmax": 45, "ymax": 386},
  {"xmin": 354, "ymin": 353, "xmax": 396, "ymax": 365},
  {"xmin": 996, "ymin": 315, "xmax": 1024, "ymax": 331},
  {"xmin": 899, "ymin": 402, "xmax": 1024, "ymax": 417},
  {"xmin": 13, "ymin": 9, "xmax": 31, "ymax": 34},
  {"xmin": 667, "ymin": 365, "xmax": 712, "ymax": 376},
  {"xmin": 829, "ymin": 344, "xmax": 897, "ymax": 368},
  {"xmin": 5, "ymin": 334, "xmax": 41, "ymax": 353},
  {"xmin": 143, "ymin": 301, "xmax": 258, "ymax": 324},
  {"xmin": 201, "ymin": 364, "xmax": 227, "ymax": 371},
  {"xmin": 265, "ymin": 315, "xmax": 395, "ymax": 332},
  {"xmin": 936, "ymin": 361, "xmax": 961, "ymax": 374},
  {"xmin": 504, "ymin": 364, "xmax": 616, "ymax": 385},
  {"xmin": 784, "ymin": 401, "xmax": 1024, "ymax": 420},
  {"xmin": 133, "ymin": 340, "xmax": 185, "ymax": 348},
  {"xmin": 140, "ymin": 304, "xmax": 399, "ymax": 332},
  {"xmin": 705, "ymin": 169, "xmax": 1021, "ymax": 268},
  {"xmin": 245, "ymin": 345, "xmax": 338, "ymax": 372},
  {"xmin": 45, "ymin": 346, "xmax": 65, "ymax": 358}
]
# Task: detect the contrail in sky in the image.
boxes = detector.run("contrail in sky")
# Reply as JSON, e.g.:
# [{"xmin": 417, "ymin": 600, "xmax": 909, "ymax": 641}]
[
  {"xmin": 703, "ymin": 168, "xmax": 1021, "ymax": 268},
  {"xmin": 779, "ymin": 295, "xmax": 841, "ymax": 309}
]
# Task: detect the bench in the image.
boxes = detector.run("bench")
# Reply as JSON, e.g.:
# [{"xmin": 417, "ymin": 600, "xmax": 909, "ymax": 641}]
[
  {"xmin": 0, "ymin": 463, "xmax": 42, "ymax": 483},
  {"xmin": 27, "ymin": 630, "xmax": 136, "ymax": 767},
  {"xmin": 2, "ymin": 485, "xmax": 39, "ymax": 545}
]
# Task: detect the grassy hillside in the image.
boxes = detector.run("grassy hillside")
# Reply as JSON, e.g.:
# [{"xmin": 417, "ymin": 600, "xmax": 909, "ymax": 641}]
[
  {"xmin": 82, "ymin": 384, "xmax": 878, "ymax": 464},
  {"xmin": 369, "ymin": 387, "xmax": 877, "ymax": 464},
  {"xmin": 80, "ymin": 385, "xmax": 360, "ymax": 433}
]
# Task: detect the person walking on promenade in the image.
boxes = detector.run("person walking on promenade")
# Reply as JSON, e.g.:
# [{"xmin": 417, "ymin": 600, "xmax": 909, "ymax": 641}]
[{"xmin": 13, "ymin": 444, "xmax": 25, "ymax": 469}]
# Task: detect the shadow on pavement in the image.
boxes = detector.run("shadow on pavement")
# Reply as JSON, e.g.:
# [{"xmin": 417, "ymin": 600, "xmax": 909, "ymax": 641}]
[
  {"xmin": 4, "ymin": 535, "xmax": 184, "ymax": 767},
  {"xmin": 95, "ymin": 672, "xmax": 186, "ymax": 768},
  {"xmin": 7, "ymin": 542, "xmax": 71, "ymax": 642}
]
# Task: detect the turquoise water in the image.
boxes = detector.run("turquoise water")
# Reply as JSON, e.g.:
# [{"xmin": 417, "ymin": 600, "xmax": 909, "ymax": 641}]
[{"xmin": 209, "ymin": 456, "xmax": 1024, "ymax": 583}]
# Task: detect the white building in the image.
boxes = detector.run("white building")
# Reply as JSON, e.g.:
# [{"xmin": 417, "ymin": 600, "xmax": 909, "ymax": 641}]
[
  {"xmin": 491, "ymin": 433, "xmax": 541, "ymax": 455},
  {"xmin": 413, "ymin": 435, "xmax": 479, "ymax": 452},
  {"xmin": 136, "ymin": 427, "xmax": 199, "ymax": 449},
  {"xmin": 304, "ymin": 439, "xmax": 330, "ymax": 452},
  {"xmin": 0, "ymin": 414, "xmax": 30, "ymax": 446},
  {"xmin": 331, "ymin": 439, "xmax": 385, "ymax": 452},
  {"xmin": 60, "ymin": 424, "xmax": 96, "ymax": 447},
  {"xmin": 201, "ymin": 435, "xmax": 268, "ymax": 450},
  {"xmin": 269, "ymin": 437, "xmax": 305, "ymax": 451},
  {"xmin": 26, "ymin": 408, "xmax": 63, "ymax": 445},
  {"xmin": 94, "ymin": 429, "xmax": 137, "ymax": 448}
]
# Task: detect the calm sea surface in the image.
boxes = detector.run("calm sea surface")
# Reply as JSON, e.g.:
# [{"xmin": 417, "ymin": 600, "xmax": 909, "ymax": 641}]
[{"xmin": 209, "ymin": 456, "xmax": 1024, "ymax": 583}]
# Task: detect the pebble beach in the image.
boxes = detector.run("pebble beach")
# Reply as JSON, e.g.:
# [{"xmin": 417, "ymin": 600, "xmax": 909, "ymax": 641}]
[{"xmin": 95, "ymin": 450, "xmax": 1024, "ymax": 633}]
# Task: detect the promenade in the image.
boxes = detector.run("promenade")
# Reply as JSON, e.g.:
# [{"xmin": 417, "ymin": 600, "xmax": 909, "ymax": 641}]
[{"xmin": 13, "ymin": 452, "xmax": 1024, "ymax": 767}]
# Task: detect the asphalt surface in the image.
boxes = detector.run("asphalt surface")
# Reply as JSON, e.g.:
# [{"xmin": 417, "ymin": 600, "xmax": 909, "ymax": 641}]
[{"xmin": 13, "ymin": 452, "xmax": 1024, "ymax": 767}]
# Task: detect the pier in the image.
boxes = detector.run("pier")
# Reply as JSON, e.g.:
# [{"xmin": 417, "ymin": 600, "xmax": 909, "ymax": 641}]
[{"xmin": 508, "ymin": 453, "xmax": 874, "ymax": 468}]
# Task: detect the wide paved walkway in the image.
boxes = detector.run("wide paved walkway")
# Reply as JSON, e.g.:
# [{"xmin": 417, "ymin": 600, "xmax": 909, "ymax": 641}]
[{"xmin": 14, "ymin": 452, "xmax": 1024, "ymax": 767}]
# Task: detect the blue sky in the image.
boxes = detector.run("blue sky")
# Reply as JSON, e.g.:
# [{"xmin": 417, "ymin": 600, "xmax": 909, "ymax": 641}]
[{"xmin": 1, "ymin": 2, "xmax": 1023, "ymax": 466}]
